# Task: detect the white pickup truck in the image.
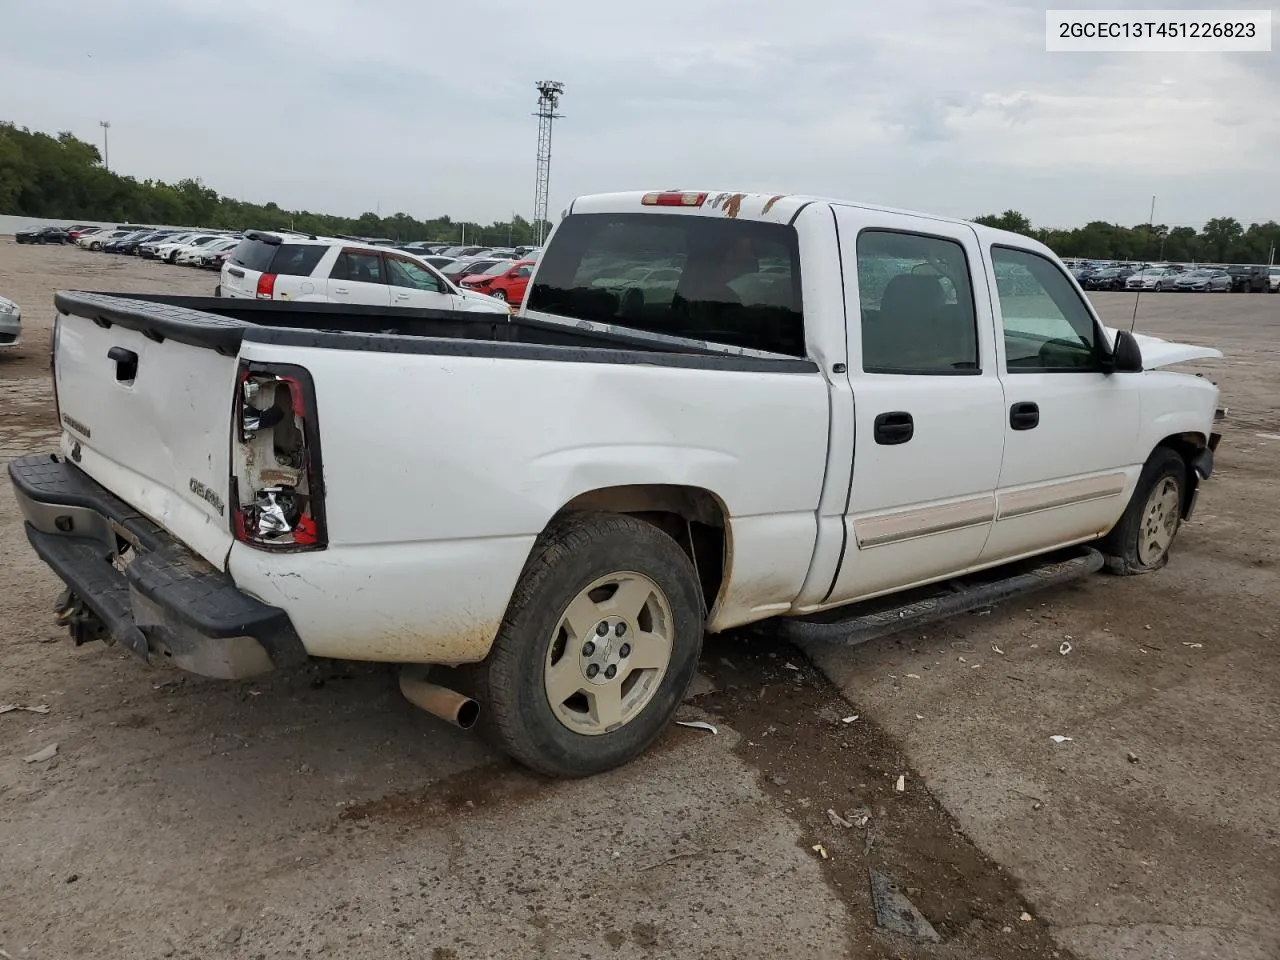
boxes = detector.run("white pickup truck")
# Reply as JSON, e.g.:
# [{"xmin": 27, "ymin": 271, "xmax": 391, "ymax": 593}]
[{"xmin": 10, "ymin": 189, "xmax": 1223, "ymax": 777}]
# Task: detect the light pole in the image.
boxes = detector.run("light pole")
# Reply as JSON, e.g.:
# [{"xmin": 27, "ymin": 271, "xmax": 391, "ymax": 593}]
[
  {"xmin": 532, "ymin": 81, "xmax": 565, "ymax": 246},
  {"xmin": 99, "ymin": 120, "xmax": 111, "ymax": 172}
]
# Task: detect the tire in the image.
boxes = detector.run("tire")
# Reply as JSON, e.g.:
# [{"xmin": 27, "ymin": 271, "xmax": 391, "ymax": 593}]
[
  {"xmin": 491, "ymin": 289, "xmax": 507, "ymax": 302},
  {"xmin": 1099, "ymin": 448, "xmax": 1187, "ymax": 575},
  {"xmin": 213, "ymin": 285, "xmax": 221, "ymax": 297},
  {"xmin": 1154, "ymin": 282, "xmax": 1163, "ymax": 292},
  {"xmin": 474, "ymin": 511, "xmax": 704, "ymax": 778},
  {"xmin": 90, "ymin": 242, "xmax": 101, "ymax": 251}
]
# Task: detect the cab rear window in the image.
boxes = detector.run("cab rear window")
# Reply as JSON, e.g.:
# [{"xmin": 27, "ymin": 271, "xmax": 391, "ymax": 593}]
[
  {"xmin": 229, "ymin": 239, "xmax": 326, "ymax": 277},
  {"xmin": 527, "ymin": 213, "xmax": 804, "ymax": 356}
]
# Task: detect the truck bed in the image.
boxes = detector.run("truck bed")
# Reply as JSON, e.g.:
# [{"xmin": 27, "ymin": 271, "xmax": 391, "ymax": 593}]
[{"xmin": 56, "ymin": 292, "xmax": 816, "ymax": 373}]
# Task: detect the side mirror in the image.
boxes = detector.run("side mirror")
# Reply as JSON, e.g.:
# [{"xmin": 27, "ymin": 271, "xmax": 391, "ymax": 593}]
[{"xmin": 1110, "ymin": 329, "xmax": 1144, "ymax": 373}]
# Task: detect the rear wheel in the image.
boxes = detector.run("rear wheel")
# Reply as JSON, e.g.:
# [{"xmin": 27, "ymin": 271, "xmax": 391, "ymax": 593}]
[
  {"xmin": 474, "ymin": 512, "xmax": 704, "ymax": 778},
  {"xmin": 1100, "ymin": 448, "xmax": 1186, "ymax": 575}
]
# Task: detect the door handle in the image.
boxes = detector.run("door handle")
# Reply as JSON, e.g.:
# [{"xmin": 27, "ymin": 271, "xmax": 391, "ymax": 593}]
[
  {"xmin": 873, "ymin": 411, "xmax": 914, "ymax": 445},
  {"xmin": 1010, "ymin": 401, "xmax": 1039, "ymax": 430},
  {"xmin": 333, "ymin": 287, "xmax": 349, "ymax": 294},
  {"xmin": 107, "ymin": 346, "xmax": 138, "ymax": 382}
]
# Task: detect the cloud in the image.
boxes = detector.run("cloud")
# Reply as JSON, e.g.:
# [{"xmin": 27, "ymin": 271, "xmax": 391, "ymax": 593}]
[{"xmin": 1, "ymin": 0, "xmax": 1276, "ymax": 228}]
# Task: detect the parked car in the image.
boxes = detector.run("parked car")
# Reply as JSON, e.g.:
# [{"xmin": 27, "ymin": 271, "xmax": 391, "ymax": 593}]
[
  {"xmin": 66, "ymin": 225, "xmax": 99, "ymax": 240},
  {"xmin": 219, "ymin": 231, "xmax": 509, "ymax": 315},
  {"xmin": 1174, "ymin": 268, "xmax": 1231, "ymax": 293},
  {"xmin": 80, "ymin": 229, "xmax": 135, "ymax": 251},
  {"xmin": 178, "ymin": 236, "xmax": 240, "ymax": 266},
  {"xmin": 1225, "ymin": 264, "xmax": 1268, "ymax": 292},
  {"xmin": 194, "ymin": 238, "xmax": 242, "ymax": 269},
  {"xmin": 10, "ymin": 189, "xmax": 1225, "ymax": 779},
  {"xmin": 154, "ymin": 234, "xmax": 223, "ymax": 264},
  {"xmin": 440, "ymin": 257, "xmax": 502, "ymax": 283},
  {"xmin": 460, "ymin": 259, "xmax": 536, "ymax": 305},
  {"xmin": 438, "ymin": 245, "xmax": 491, "ymax": 258},
  {"xmin": 103, "ymin": 230, "xmax": 154, "ymax": 254},
  {"xmin": 420, "ymin": 255, "xmax": 457, "ymax": 270},
  {"xmin": 139, "ymin": 232, "xmax": 193, "ymax": 259},
  {"xmin": 1125, "ymin": 267, "xmax": 1180, "ymax": 291},
  {"xmin": 73, "ymin": 228, "xmax": 110, "ymax": 248},
  {"xmin": 0, "ymin": 294, "xmax": 20, "ymax": 347},
  {"xmin": 14, "ymin": 225, "xmax": 71, "ymax": 244},
  {"xmin": 117, "ymin": 230, "xmax": 178, "ymax": 255},
  {"xmin": 1081, "ymin": 268, "xmax": 1126, "ymax": 291},
  {"xmin": 1268, "ymin": 266, "xmax": 1280, "ymax": 293}
]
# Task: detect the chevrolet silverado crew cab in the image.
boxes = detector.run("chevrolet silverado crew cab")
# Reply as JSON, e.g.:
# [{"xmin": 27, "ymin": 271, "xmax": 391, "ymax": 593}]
[
  {"xmin": 10, "ymin": 189, "xmax": 1223, "ymax": 778},
  {"xmin": 218, "ymin": 230, "xmax": 509, "ymax": 316}
]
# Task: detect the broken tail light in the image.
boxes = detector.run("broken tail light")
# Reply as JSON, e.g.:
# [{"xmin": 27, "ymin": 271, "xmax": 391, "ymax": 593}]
[{"xmin": 231, "ymin": 362, "xmax": 327, "ymax": 551}]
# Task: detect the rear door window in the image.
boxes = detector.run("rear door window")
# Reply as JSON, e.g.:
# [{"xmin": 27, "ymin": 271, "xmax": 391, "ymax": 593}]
[
  {"xmin": 527, "ymin": 212, "xmax": 805, "ymax": 356},
  {"xmin": 330, "ymin": 250, "xmax": 386, "ymax": 284},
  {"xmin": 856, "ymin": 230, "xmax": 979, "ymax": 374}
]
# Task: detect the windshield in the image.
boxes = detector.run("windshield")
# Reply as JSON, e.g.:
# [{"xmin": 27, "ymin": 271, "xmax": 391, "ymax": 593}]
[{"xmin": 483, "ymin": 261, "xmax": 512, "ymax": 276}]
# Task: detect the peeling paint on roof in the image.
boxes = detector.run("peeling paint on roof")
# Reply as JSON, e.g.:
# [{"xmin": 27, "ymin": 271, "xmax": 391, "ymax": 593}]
[{"xmin": 761, "ymin": 194, "xmax": 787, "ymax": 215}]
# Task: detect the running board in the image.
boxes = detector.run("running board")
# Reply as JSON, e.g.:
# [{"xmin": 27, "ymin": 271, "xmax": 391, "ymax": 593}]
[{"xmin": 774, "ymin": 546, "xmax": 1105, "ymax": 647}]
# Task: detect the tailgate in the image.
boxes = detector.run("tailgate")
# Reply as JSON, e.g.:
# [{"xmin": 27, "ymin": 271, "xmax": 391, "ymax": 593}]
[{"xmin": 53, "ymin": 294, "xmax": 241, "ymax": 569}]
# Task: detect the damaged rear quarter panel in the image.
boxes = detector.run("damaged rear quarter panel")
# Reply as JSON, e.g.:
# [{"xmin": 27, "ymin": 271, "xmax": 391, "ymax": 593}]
[{"xmin": 227, "ymin": 341, "xmax": 829, "ymax": 663}]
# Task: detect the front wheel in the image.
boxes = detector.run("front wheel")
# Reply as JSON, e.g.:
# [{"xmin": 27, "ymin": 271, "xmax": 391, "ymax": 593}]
[
  {"xmin": 1100, "ymin": 448, "xmax": 1187, "ymax": 575},
  {"xmin": 474, "ymin": 512, "xmax": 704, "ymax": 778},
  {"xmin": 491, "ymin": 289, "xmax": 508, "ymax": 302},
  {"xmin": 1154, "ymin": 282, "xmax": 1164, "ymax": 292}
]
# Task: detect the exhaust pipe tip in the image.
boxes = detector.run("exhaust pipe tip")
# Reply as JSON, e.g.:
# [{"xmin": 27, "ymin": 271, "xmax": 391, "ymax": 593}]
[{"xmin": 399, "ymin": 668, "xmax": 479, "ymax": 730}]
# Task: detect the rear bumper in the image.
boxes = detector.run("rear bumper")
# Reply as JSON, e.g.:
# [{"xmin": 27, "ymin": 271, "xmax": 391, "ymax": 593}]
[{"xmin": 9, "ymin": 454, "xmax": 307, "ymax": 679}]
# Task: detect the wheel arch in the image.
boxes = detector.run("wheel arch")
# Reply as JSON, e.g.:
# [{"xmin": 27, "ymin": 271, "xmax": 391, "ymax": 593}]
[
  {"xmin": 553, "ymin": 484, "xmax": 730, "ymax": 619},
  {"xmin": 1155, "ymin": 431, "xmax": 1211, "ymax": 518}
]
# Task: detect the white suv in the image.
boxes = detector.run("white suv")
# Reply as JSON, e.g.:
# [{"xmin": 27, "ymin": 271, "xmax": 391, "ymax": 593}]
[{"xmin": 219, "ymin": 232, "xmax": 509, "ymax": 315}]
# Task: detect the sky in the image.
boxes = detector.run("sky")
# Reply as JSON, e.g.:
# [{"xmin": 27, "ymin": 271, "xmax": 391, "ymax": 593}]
[{"xmin": 2, "ymin": 0, "xmax": 1277, "ymax": 229}]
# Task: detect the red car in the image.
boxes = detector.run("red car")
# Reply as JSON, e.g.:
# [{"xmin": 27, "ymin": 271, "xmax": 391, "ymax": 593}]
[{"xmin": 460, "ymin": 259, "xmax": 536, "ymax": 305}]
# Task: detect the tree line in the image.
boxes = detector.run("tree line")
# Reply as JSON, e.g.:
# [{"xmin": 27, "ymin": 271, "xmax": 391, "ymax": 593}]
[
  {"xmin": 973, "ymin": 210, "xmax": 1277, "ymax": 265},
  {"xmin": 3, "ymin": 121, "xmax": 1276, "ymax": 262},
  {"xmin": 0, "ymin": 122, "xmax": 548, "ymax": 247}
]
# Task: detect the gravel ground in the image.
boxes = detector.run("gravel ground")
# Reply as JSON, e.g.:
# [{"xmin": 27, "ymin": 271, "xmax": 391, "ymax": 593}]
[{"xmin": 1, "ymin": 239, "xmax": 1277, "ymax": 959}]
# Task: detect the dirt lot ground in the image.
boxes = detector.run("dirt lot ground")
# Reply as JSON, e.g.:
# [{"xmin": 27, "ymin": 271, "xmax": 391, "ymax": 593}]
[{"xmin": 1, "ymin": 240, "xmax": 1277, "ymax": 959}]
